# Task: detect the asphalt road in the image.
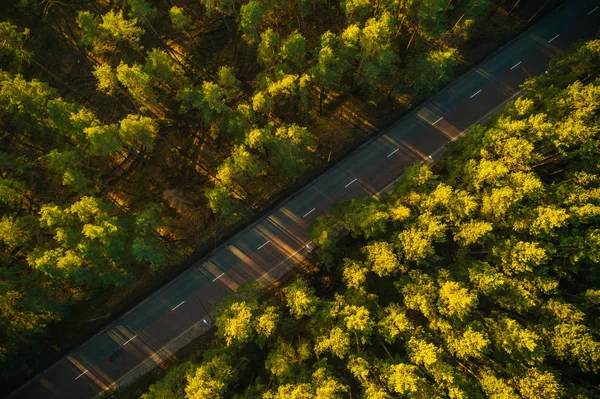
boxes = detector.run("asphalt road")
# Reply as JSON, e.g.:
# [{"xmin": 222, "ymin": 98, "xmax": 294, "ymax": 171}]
[{"xmin": 9, "ymin": 0, "xmax": 600, "ymax": 397}]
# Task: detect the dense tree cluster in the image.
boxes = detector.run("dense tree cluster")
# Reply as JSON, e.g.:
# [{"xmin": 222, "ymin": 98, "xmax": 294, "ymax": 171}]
[
  {"xmin": 0, "ymin": 0, "xmax": 553, "ymax": 391},
  {"xmin": 0, "ymin": 62, "xmax": 169, "ymax": 377},
  {"xmin": 141, "ymin": 38, "xmax": 600, "ymax": 399}
]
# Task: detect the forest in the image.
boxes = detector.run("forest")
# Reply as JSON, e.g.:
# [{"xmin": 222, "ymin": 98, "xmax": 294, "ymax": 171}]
[
  {"xmin": 135, "ymin": 38, "xmax": 600, "ymax": 398},
  {"xmin": 0, "ymin": 0, "xmax": 565, "ymax": 393}
]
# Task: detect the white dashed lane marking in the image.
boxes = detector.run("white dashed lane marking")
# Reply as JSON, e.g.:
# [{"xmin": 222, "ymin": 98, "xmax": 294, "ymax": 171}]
[
  {"xmin": 74, "ymin": 370, "xmax": 88, "ymax": 380},
  {"xmin": 344, "ymin": 178, "xmax": 357, "ymax": 188},
  {"xmin": 123, "ymin": 335, "xmax": 137, "ymax": 345},
  {"xmin": 510, "ymin": 61, "xmax": 522, "ymax": 70},
  {"xmin": 171, "ymin": 301, "xmax": 185, "ymax": 311},
  {"xmin": 257, "ymin": 241, "xmax": 270, "ymax": 250},
  {"xmin": 302, "ymin": 208, "xmax": 316, "ymax": 218}
]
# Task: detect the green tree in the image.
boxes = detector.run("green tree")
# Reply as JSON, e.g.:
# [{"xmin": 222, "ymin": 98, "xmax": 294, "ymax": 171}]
[
  {"xmin": 215, "ymin": 300, "xmax": 256, "ymax": 346},
  {"xmin": 454, "ymin": 220, "xmax": 493, "ymax": 246},
  {"xmin": 548, "ymin": 322, "xmax": 600, "ymax": 373},
  {"xmin": 398, "ymin": 226, "xmax": 435, "ymax": 261},
  {"xmin": 362, "ymin": 241, "xmax": 402, "ymax": 276},
  {"xmin": 384, "ymin": 363, "xmax": 424, "ymax": 396},
  {"xmin": 453, "ymin": 0, "xmax": 490, "ymax": 40},
  {"xmin": 209, "ymin": 144, "xmax": 265, "ymax": 209},
  {"xmin": 169, "ymin": 6, "xmax": 192, "ymax": 30},
  {"xmin": 400, "ymin": 271, "xmax": 437, "ymax": 318},
  {"xmin": 447, "ymin": 325, "xmax": 490, "ymax": 360},
  {"xmin": 342, "ymin": 259, "xmax": 369, "ymax": 291},
  {"xmin": 407, "ymin": 336, "xmax": 441, "ymax": 367},
  {"xmin": 0, "ymin": 178, "xmax": 27, "ymax": 209},
  {"xmin": 378, "ymin": 303, "xmax": 414, "ymax": 343},
  {"xmin": 285, "ymin": 279, "xmax": 319, "ymax": 318},
  {"xmin": 265, "ymin": 338, "xmax": 311, "ymax": 379},
  {"xmin": 77, "ymin": 10, "xmax": 145, "ymax": 55},
  {"xmin": 280, "ymin": 31, "xmax": 307, "ymax": 72},
  {"xmin": 239, "ymin": 1, "xmax": 264, "ymax": 45},
  {"xmin": 309, "ymin": 211, "xmax": 345, "ymax": 266},
  {"xmin": 487, "ymin": 317, "xmax": 545, "ymax": 366},
  {"xmin": 142, "ymin": 361, "xmax": 196, "ymax": 399},
  {"xmin": 0, "ymin": 21, "xmax": 32, "ymax": 64},
  {"xmin": 343, "ymin": 0, "xmax": 373, "ymax": 24},
  {"xmin": 83, "ymin": 124, "xmax": 121, "ymax": 156},
  {"xmin": 0, "ymin": 270, "xmax": 61, "ymax": 352},
  {"xmin": 247, "ymin": 123, "xmax": 314, "ymax": 178},
  {"xmin": 333, "ymin": 197, "xmax": 389, "ymax": 239},
  {"xmin": 0, "ymin": 215, "xmax": 36, "ymax": 249},
  {"xmin": 258, "ymin": 28, "xmax": 281, "ymax": 69},
  {"xmin": 493, "ymin": 239, "xmax": 549, "ymax": 275},
  {"xmin": 76, "ymin": 11, "xmax": 100, "ymax": 48},
  {"xmin": 127, "ymin": 0, "xmax": 158, "ymax": 20},
  {"xmin": 437, "ymin": 279, "xmax": 478, "ymax": 319},
  {"xmin": 255, "ymin": 305, "xmax": 280, "ymax": 339},
  {"xmin": 312, "ymin": 31, "xmax": 356, "ymax": 113},
  {"xmin": 205, "ymin": 185, "xmax": 244, "ymax": 221},
  {"xmin": 405, "ymin": 48, "xmax": 458, "ymax": 98},
  {"xmin": 315, "ymin": 327, "xmax": 351, "ymax": 359},
  {"xmin": 145, "ymin": 48, "xmax": 186, "ymax": 85},
  {"xmin": 93, "ymin": 63, "xmax": 119, "ymax": 95},
  {"xmin": 30, "ymin": 197, "xmax": 165, "ymax": 287},
  {"xmin": 415, "ymin": 0, "xmax": 451, "ymax": 37},
  {"xmin": 517, "ymin": 368, "xmax": 564, "ymax": 399},
  {"xmin": 116, "ymin": 62, "xmax": 158, "ymax": 113},
  {"xmin": 263, "ymin": 368, "xmax": 347, "ymax": 398},
  {"xmin": 185, "ymin": 354, "xmax": 235, "ymax": 398},
  {"xmin": 357, "ymin": 13, "xmax": 399, "ymax": 93},
  {"xmin": 100, "ymin": 10, "xmax": 145, "ymax": 50},
  {"xmin": 343, "ymin": 304, "xmax": 374, "ymax": 344},
  {"xmin": 479, "ymin": 369, "xmax": 519, "ymax": 399},
  {"xmin": 312, "ymin": 367, "xmax": 349, "ymax": 398},
  {"xmin": 119, "ymin": 114, "xmax": 157, "ymax": 149},
  {"xmin": 529, "ymin": 206, "xmax": 570, "ymax": 236}
]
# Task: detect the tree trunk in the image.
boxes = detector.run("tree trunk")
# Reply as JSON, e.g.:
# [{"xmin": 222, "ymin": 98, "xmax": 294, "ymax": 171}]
[
  {"xmin": 319, "ymin": 86, "xmax": 324, "ymax": 115},
  {"xmin": 145, "ymin": 17, "xmax": 191, "ymax": 73},
  {"xmin": 221, "ymin": 15, "xmax": 239, "ymax": 56}
]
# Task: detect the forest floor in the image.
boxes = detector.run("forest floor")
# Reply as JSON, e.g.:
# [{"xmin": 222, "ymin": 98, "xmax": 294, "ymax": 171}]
[{"xmin": 17, "ymin": 0, "xmax": 565, "ymax": 393}]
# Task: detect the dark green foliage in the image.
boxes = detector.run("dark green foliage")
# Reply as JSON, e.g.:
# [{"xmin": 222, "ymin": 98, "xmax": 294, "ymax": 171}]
[
  {"xmin": 0, "ymin": 0, "xmax": 560, "ymax": 391},
  {"xmin": 141, "ymin": 361, "xmax": 197, "ymax": 399},
  {"xmin": 142, "ymin": 38, "xmax": 600, "ymax": 398}
]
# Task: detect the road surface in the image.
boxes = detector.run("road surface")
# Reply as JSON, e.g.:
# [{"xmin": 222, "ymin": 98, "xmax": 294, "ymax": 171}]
[{"xmin": 10, "ymin": 0, "xmax": 600, "ymax": 397}]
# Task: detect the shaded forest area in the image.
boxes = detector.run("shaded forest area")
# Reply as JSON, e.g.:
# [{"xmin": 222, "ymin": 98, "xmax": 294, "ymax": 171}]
[
  {"xmin": 0, "ymin": 0, "xmax": 563, "ymax": 392},
  {"xmin": 135, "ymin": 38, "xmax": 600, "ymax": 399}
]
